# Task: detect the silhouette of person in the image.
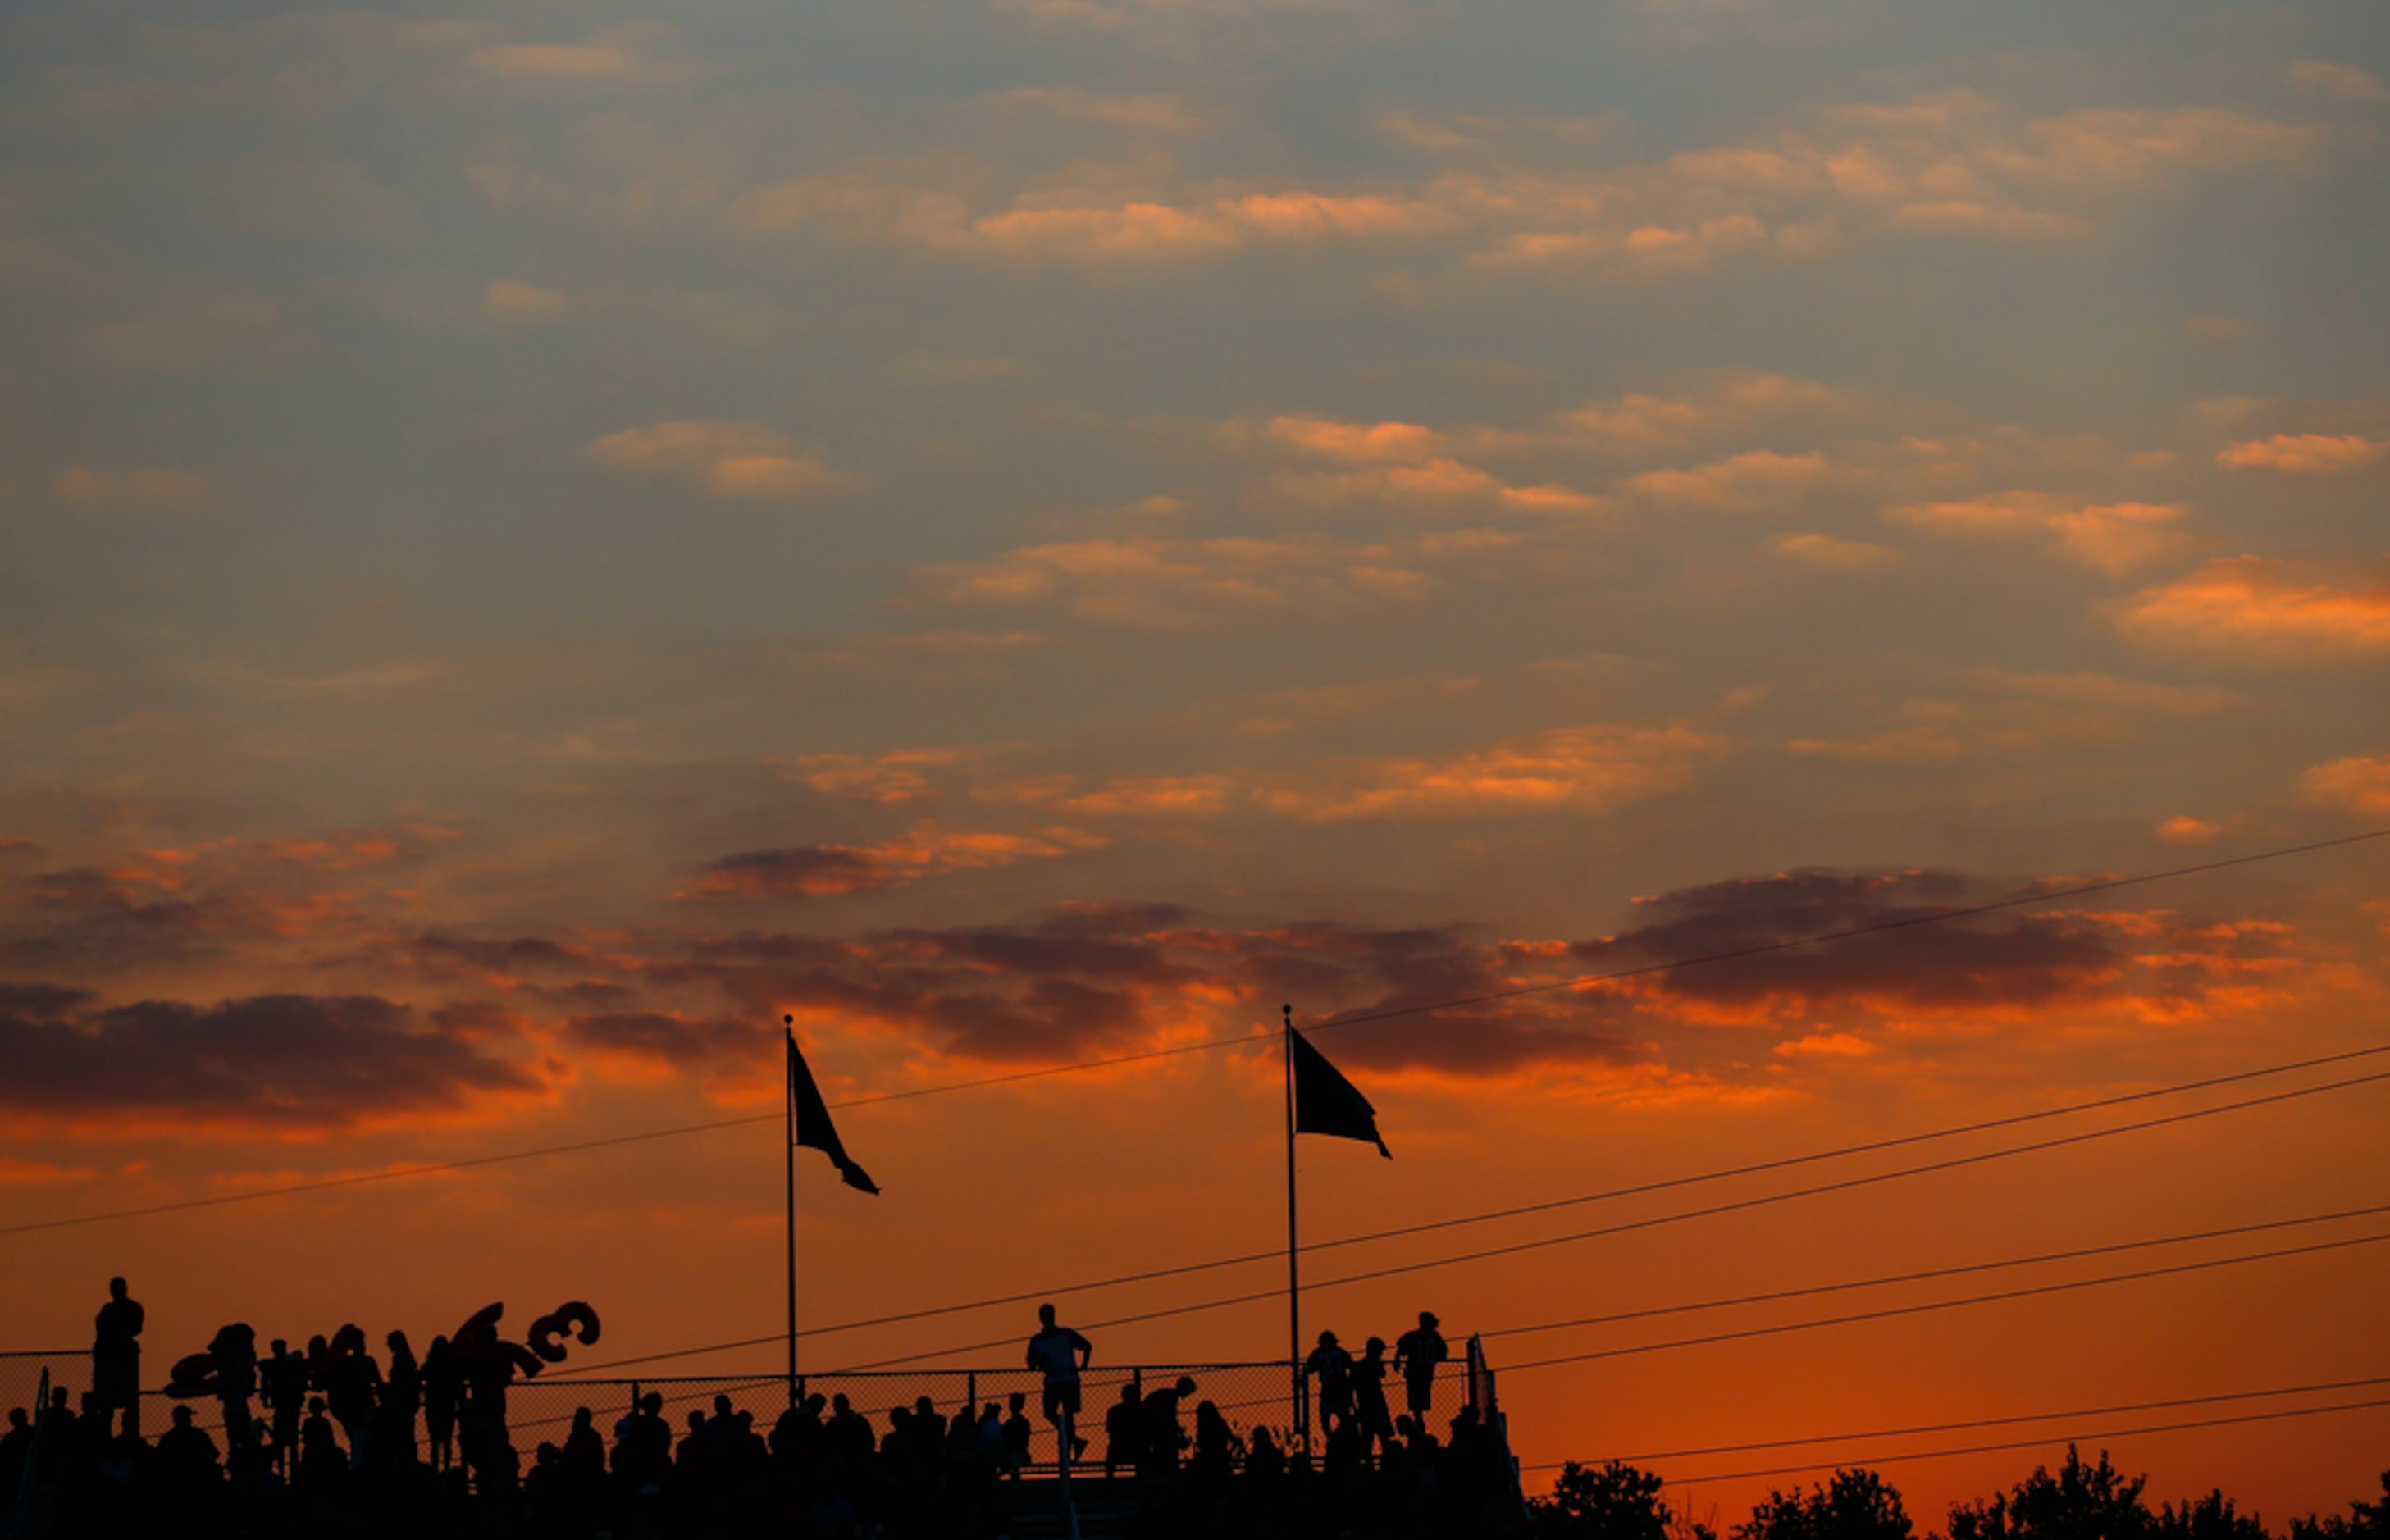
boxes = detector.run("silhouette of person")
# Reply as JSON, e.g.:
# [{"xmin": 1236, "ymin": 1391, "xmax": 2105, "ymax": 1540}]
[
  {"xmin": 1303, "ymin": 1328, "xmax": 1355, "ymax": 1434},
  {"xmin": 1393, "ymin": 1310, "xmax": 1447, "ymax": 1419},
  {"xmin": 1001, "ymin": 1391, "xmax": 1033, "ymax": 1478},
  {"xmin": 1191, "ymin": 1400, "xmax": 1240, "ymax": 1480},
  {"xmin": 1352, "ymin": 1335, "xmax": 1395, "ymax": 1461},
  {"xmin": 325, "ymin": 1324, "xmax": 381, "ymax": 1464},
  {"xmin": 1102, "ymin": 1381, "xmax": 1143, "ymax": 1478},
  {"xmin": 677, "ymin": 1410, "xmax": 711, "ymax": 1483},
  {"xmin": 261, "ymin": 1339, "xmax": 308, "ymax": 1476},
  {"xmin": 297, "ymin": 1396, "xmax": 344, "ymax": 1488},
  {"xmin": 562, "ymin": 1407, "xmax": 605, "ymax": 1476},
  {"xmin": 91, "ymin": 1277, "xmax": 144, "ymax": 1438},
  {"xmin": 378, "ymin": 1330, "xmax": 421, "ymax": 1466},
  {"xmin": 1245, "ymin": 1424, "xmax": 1284, "ymax": 1483},
  {"xmin": 1138, "ymin": 1376, "xmax": 1197, "ymax": 1479},
  {"xmin": 157, "ymin": 1402, "xmax": 221, "ymax": 1492},
  {"xmin": 208, "ymin": 1322, "xmax": 259, "ymax": 1445},
  {"xmin": 826, "ymin": 1392, "xmax": 874, "ymax": 1464},
  {"xmin": 613, "ymin": 1392, "xmax": 670, "ymax": 1487},
  {"xmin": 421, "ymin": 1334, "xmax": 459, "ymax": 1471},
  {"xmin": 1024, "ymin": 1302, "xmax": 1092, "ymax": 1460},
  {"xmin": 0, "ymin": 1407, "xmax": 31, "ymax": 1497}
]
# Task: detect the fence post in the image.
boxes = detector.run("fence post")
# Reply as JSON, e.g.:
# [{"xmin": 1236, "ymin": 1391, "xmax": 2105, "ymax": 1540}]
[{"xmin": 11, "ymin": 1367, "xmax": 50, "ymax": 1538}]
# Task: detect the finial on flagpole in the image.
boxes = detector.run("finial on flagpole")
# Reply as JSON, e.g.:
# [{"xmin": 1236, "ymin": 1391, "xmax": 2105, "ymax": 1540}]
[{"xmin": 1282, "ymin": 1003, "xmax": 1292, "ymax": 1028}]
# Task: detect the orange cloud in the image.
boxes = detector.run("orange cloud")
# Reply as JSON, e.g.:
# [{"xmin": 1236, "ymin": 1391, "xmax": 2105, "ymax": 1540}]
[
  {"xmin": 2215, "ymin": 433, "xmax": 2383, "ymax": 474},
  {"xmin": 1266, "ymin": 417, "xmax": 1450, "ymax": 463},
  {"xmin": 2115, "ymin": 557, "xmax": 2390, "ymax": 662},
  {"xmin": 920, "ymin": 535, "xmax": 1451, "ymax": 626},
  {"xmin": 1621, "ymin": 450, "xmax": 1838, "ymax": 510},
  {"xmin": 585, "ymin": 421, "xmax": 851, "ymax": 499},
  {"xmin": 2301, "ymin": 755, "xmax": 2390, "ymax": 818},
  {"xmin": 1253, "ymin": 723, "xmax": 1726, "ymax": 821},
  {"xmin": 1887, "ymin": 494, "xmax": 2192, "ymax": 573},
  {"xmin": 1560, "ymin": 374, "xmax": 1856, "ymax": 452}
]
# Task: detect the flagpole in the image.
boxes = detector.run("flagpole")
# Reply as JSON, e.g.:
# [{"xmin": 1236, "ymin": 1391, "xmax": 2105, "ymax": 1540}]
[
  {"xmin": 1283, "ymin": 1004, "xmax": 1302, "ymax": 1455},
  {"xmin": 784, "ymin": 1018, "xmax": 799, "ymax": 1408}
]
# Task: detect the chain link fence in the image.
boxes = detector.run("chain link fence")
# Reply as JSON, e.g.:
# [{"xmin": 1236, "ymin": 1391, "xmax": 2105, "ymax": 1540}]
[{"xmin": 0, "ymin": 1354, "xmax": 80, "ymax": 1428}]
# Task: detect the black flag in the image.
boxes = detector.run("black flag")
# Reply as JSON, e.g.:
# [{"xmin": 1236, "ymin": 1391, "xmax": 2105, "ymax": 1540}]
[
  {"xmin": 787, "ymin": 1025, "xmax": 879, "ymax": 1194},
  {"xmin": 1289, "ymin": 1022, "xmax": 1392, "ymax": 1159}
]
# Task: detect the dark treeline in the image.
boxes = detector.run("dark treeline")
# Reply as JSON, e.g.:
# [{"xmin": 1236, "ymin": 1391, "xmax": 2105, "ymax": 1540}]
[{"xmin": 1531, "ymin": 1450, "xmax": 2390, "ymax": 1540}]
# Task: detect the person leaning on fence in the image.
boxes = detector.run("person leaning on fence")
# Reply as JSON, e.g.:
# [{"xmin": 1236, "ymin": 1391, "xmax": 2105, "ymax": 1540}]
[
  {"xmin": 1136, "ymin": 1375, "xmax": 1196, "ymax": 1480},
  {"xmin": 92, "ymin": 1275, "xmax": 145, "ymax": 1438},
  {"xmin": 1304, "ymin": 1328, "xmax": 1356, "ymax": 1433},
  {"xmin": 1393, "ymin": 1310, "xmax": 1447, "ymax": 1419},
  {"xmin": 1024, "ymin": 1301, "xmax": 1093, "ymax": 1460}
]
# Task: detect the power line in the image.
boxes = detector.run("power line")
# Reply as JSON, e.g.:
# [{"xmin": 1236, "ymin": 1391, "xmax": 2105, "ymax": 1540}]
[
  {"xmin": 1576, "ymin": 1372, "xmax": 2390, "ymax": 1466},
  {"xmin": 555, "ymin": 1166, "xmax": 2390, "ymax": 1378},
  {"xmin": 8, "ymin": 827, "xmax": 2378, "ymax": 1242},
  {"xmin": 1498, "ymin": 1229, "xmax": 2390, "ymax": 1377},
  {"xmin": 791, "ymin": 1041, "xmax": 2390, "ymax": 1347},
  {"xmin": 817, "ymin": 1065, "xmax": 2390, "ymax": 1371},
  {"xmin": 1640, "ymin": 1393, "xmax": 2390, "ymax": 1487},
  {"xmin": 0, "ymin": 1112, "xmax": 785, "ymax": 1237},
  {"xmin": 1480, "ymin": 1199, "xmax": 2390, "ymax": 1342}
]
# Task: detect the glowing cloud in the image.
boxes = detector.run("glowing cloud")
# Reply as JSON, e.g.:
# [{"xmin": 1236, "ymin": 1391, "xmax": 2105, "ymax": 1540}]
[
  {"xmin": 585, "ymin": 421, "xmax": 851, "ymax": 499},
  {"xmin": 2215, "ymin": 434, "xmax": 2384, "ymax": 474},
  {"xmin": 2116, "ymin": 558, "xmax": 2390, "ymax": 663}
]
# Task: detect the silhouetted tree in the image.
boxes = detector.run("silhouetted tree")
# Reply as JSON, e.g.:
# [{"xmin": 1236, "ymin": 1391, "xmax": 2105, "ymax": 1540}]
[
  {"xmin": 1736, "ymin": 1469, "xmax": 1913, "ymax": 1540},
  {"xmin": 1532, "ymin": 1460, "xmax": 1673, "ymax": 1540},
  {"xmin": 1950, "ymin": 1447, "xmax": 2153, "ymax": 1540},
  {"xmin": 2155, "ymin": 1490, "xmax": 2269, "ymax": 1540},
  {"xmin": 2291, "ymin": 1472, "xmax": 2390, "ymax": 1540}
]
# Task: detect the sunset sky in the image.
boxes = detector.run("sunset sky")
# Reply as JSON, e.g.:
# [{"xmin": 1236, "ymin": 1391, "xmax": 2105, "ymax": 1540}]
[{"xmin": 4, "ymin": 0, "xmax": 2389, "ymax": 1524}]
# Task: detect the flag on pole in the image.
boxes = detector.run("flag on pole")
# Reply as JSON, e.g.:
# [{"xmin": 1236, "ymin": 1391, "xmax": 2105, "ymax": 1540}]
[
  {"xmin": 788, "ymin": 1028, "xmax": 879, "ymax": 1194},
  {"xmin": 1289, "ymin": 1025, "xmax": 1392, "ymax": 1159}
]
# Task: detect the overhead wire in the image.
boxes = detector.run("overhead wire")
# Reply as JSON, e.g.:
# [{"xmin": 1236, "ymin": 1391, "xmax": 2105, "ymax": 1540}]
[
  {"xmin": 1567, "ymin": 1371, "xmax": 2390, "ymax": 1467},
  {"xmin": 1478, "ymin": 1198, "xmax": 2390, "ymax": 1342},
  {"xmin": 7, "ymin": 827, "xmax": 2380, "ymax": 1242},
  {"xmin": 1642, "ymin": 1394, "xmax": 2390, "ymax": 1486},
  {"xmin": 554, "ymin": 1039, "xmax": 2390, "ymax": 1373},
  {"xmin": 1495, "ymin": 1228, "xmax": 2390, "ymax": 1377},
  {"xmin": 810, "ymin": 1064, "xmax": 2390, "ymax": 1371},
  {"xmin": 543, "ymin": 1194, "xmax": 2390, "ymax": 1378}
]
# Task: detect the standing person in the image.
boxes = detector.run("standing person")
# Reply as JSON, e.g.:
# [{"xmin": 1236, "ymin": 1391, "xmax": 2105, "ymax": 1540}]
[
  {"xmin": 1351, "ymin": 1337, "xmax": 1396, "ymax": 1463},
  {"xmin": 262, "ymin": 1340, "xmax": 309, "ymax": 1477},
  {"xmin": 325, "ymin": 1324, "xmax": 381, "ymax": 1465},
  {"xmin": 91, "ymin": 1277, "xmax": 144, "ymax": 1438},
  {"xmin": 1023, "ymin": 1303, "xmax": 1092, "ymax": 1460},
  {"xmin": 379, "ymin": 1331, "xmax": 422, "ymax": 1466},
  {"xmin": 1302, "ymin": 1330, "xmax": 1354, "ymax": 1437},
  {"xmin": 208, "ymin": 1323, "xmax": 259, "ymax": 1447},
  {"xmin": 421, "ymin": 1335, "xmax": 460, "ymax": 1471},
  {"xmin": 1392, "ymin": 1311, "xmax": 1447, "ymax": 1426},
  {"xmin": 1101, "ymin": 1382, "xmax": 1143, "ymax": 1478}
]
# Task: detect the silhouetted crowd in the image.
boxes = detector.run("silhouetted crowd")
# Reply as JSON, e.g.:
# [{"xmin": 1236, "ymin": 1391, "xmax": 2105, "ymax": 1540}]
[{"xmin": 2, "ymin": 1280, "xmax": 1525, "ymax": 1539}]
